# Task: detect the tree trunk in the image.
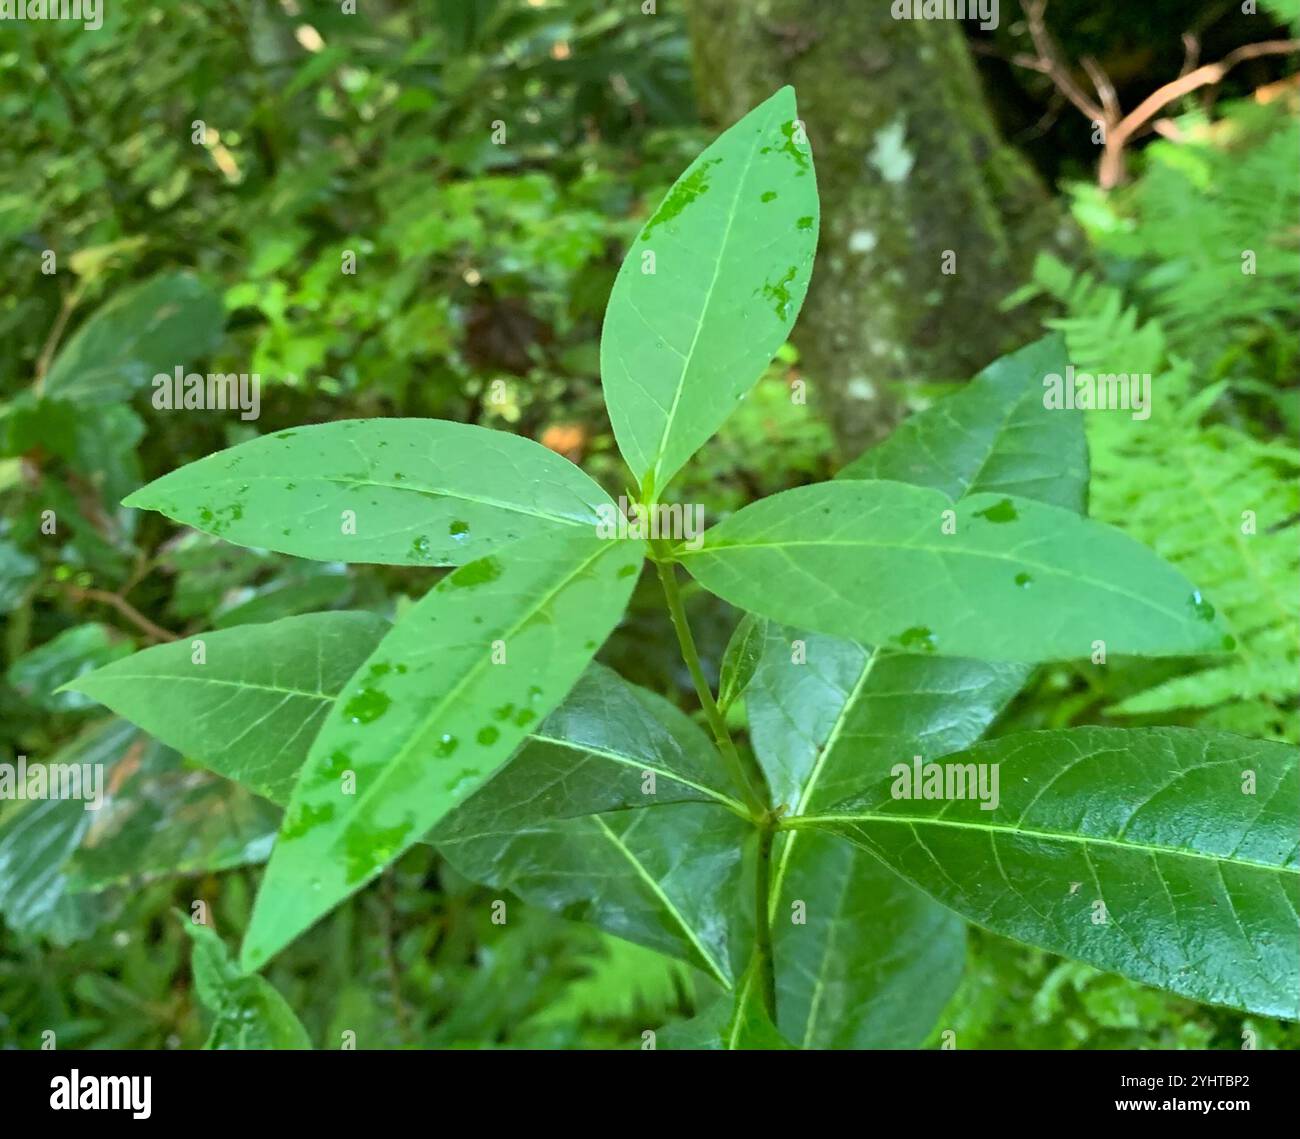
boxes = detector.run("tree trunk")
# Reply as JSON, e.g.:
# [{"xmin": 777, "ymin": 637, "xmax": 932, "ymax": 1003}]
[{"xmin": 685, "ymin": 0, "xmax": 1078, "ymax": 462}]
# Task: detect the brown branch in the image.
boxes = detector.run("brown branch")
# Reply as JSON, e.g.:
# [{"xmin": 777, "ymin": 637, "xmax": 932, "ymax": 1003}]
[
  {"xmin": 1012, "ymin": 1, "xmax": 1300, "ymax": 188},
  {"xmin": 1019, "ymin": 0, "xmax": 1104, "ymax": 122},
  {"xmin": 1080, "ymin": 55, "xmax": 1120, "ymax": 124},
  {"xmin": 1110, "ymin": 38, "xmax": 1300, "ymax": 144},
  {"xmin": 1101, "ymin": 37, "xmax": 1300, "ymax": 186},
  {"xmin": 66, "ymin": 585, "xmax": 179, "ymax": 644}
]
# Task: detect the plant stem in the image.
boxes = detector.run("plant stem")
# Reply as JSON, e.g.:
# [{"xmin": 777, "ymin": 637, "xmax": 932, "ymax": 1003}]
[
  {"xmin": 752, "ymin": 818, "xmax": 778, "ymax": 1019},
  {"xmin": 652, "ymin": 549, "xmax": 768, "ymax": 817},
  {"xmin": 651, "ymin": 540, "xmax": 777, "ymax": 1023}
]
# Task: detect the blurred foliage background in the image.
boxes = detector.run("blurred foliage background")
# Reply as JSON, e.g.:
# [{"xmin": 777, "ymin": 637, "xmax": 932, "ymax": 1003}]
[{"xmin": 1, "ymin": 0, "xmax": 1297, "ymax": 1049}]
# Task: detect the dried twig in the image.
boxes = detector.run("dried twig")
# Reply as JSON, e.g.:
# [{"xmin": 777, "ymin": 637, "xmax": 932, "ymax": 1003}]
[
  {"xmin": 66, "ymin": 585, "xmax": 179, "ymax": 644},
  {"xmin": 1012, "ymin": 0, "xmax": 1300, "ymax": 187}
]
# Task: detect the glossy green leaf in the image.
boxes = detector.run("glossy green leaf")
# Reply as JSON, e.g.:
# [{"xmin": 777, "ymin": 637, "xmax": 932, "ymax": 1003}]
[
  {"xmin": 717, "ymin": 612, "xmax": 767, "ymax": 712},
  {"xmin": 657, "ymin": 960, "xmax": 792, "ymax": 1049},
  {"xmin": 771, "ymin": 832, "xmax": 964, "ymax": 1048},
  {"xmin": 183, "ymin": 921, "xmax": 311, "ymax": 1049},
  {"xmin": 680, "ymin": 481, "xmax": 1230, "ymax": 662},
  {"xmin": 8, "ymin": 623, "xmax": 134, "ymax": 713},
  {"xmin": 0, "ymin": 721, "xmax": 268, "ymax": 945},
  {"xmin": 43, "ymin": 272, "xmax": 225, "ymax": 402},
  {"xmin": 433, "ymin": 669, "xmax": 749, "ymax": 987},
  {"xmin": 241, "ymin": 531, "xmax": 644, "ymax": 971},
  {"xmin": 838, "ymin": 333, "xmax": 1089, "ymax": 513},
  {"xmin": 434, "ymin": 662, "xmax": 742, "ymax": 820},
  {"xmin": 748, "ymin": 624, "xmax": 1029, "ymax": 810},
  {"xmin": 793, "ymin": 726, "xmax": 1300, "ymax": 1018},
  {"xmin": 67, "ymin": 772, "xmax": 280, "ymax": 893},
  {"xmin": 439, "ymin": 802, "xmax": 750, "ymax": 988},
  {"xmin": 0, "ymin": 720, "xmax": 134, "ymax": 940},
  {"xmin": 123, "ymin": 418, "xmax": 614, "ymax": 566},
  {"xmin": 601, "ymin": 86, "xmax": 819, "ymax": 494},
  {"xmin": 65, "ymin": 611, "xmax": 390, "ymax": 804},
  {"xmin": 748, "ymin": 624, "xmax": 1022, "ymax": 1047}
]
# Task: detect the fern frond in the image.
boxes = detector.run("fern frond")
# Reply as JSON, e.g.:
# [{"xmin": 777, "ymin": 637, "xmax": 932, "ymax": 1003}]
[
  {"xmin": 1013, "ymin": 245, "xmax": 1299, "ymax": 740},
  {"xmin": 524, "ymin": 933, "xmax": 690, "ymax": 1028},
  {"xmin": 1006, "ymin": 252, "xmax": 1167, "ymax": 376},
  {"xmin": 1093, "ymin": 416, "xmax": 1300, "ymax": 739}
]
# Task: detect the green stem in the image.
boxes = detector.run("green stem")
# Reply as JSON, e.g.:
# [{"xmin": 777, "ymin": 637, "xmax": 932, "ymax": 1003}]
[
  {"xmin": 752, "ymin": 818, "xmax": 778, "ymax": 1019},
  {"xmin": 652, "ymin": 549, "xmax": 767, "ymax": 817},
  {"xmin": 651, "ymin": 538, "xmax": 777, "ymax": 1023}
]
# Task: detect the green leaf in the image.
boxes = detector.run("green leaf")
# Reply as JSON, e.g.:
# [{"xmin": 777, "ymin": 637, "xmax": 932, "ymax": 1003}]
[
  {"xmin": 717, "ymin": 612, "xmax": 767, "ymax": 712},
  {"xmin": 183, "ymin": 921, "xmax": 311, "ymax": 1049},
  {"xmin": 43, "ymin": 272, "xmax": 225, "ymax": 401},
  {"xmin": 771, "ymin": 832, "xmax": 963, "ymax": 1049},
  {"xmin": 7, "ymin": 623, "xmax": 134, "ymax": 713},
  {"xmin": 837, "ymin": 333, "xmax": 1089, "ymax": 513},
  {"xmin": 656, "ymin": 960, "xmax": 792, "ymax": 1050},
  {"xmin": 747, "ymin": 624, "xmax": 1028, "ymax": 809},
  {"xmin": 123, "ymin": 419, "xmax": 614, "ymax": 566},
  {"xmin": 440, "ymin": 802, "xmax": 750, "ymax": 988},
  {"xmin": 0, "ymin": 537, "xmax": 38, "ymax": 609},
  {"xmin": 65, "ymin": 611, "xmax": 390, "ymax": 804},
  {"xmin": 435, "ymin": 664, "xmax": 750, "ymax": 989},
  {"xmin": 76, "ymin": 613, "xmax": 749, "ymax": 983},
  {"xmin": 436, "ymin": 662, "xmax": 742, "ymax": 820},
  {"xmin": 747, "ymin": 624, "xmax": 1021, "ymax": 1047},
  {"xmin": 793, "ymin": 726, "xmax": 1300, "ymax": 1018},
  {"xmin": 0, "ymin": 720, "xmax": 135, "ymax": 939},
  {"xmin": 435, "ymin": 671, "xmax": 747, "ymax": 987},
  {"xmin": 601, "ymin": 86, "xmax": 819, "ymax": 494},
  {"xmin": 680, "ymin": 481, "xmax": 1230, "ymax": 662},
  {"xmin": 240, "ymin": 531, "xmax": 644, "ymax": 970},
  {"xmin": 66, "ymin": 770, "xmax": 280, "ymax": 894}
]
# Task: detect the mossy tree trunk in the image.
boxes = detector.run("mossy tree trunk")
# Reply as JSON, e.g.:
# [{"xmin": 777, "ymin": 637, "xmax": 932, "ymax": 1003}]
[{"xmin": 685, "ymin": 0, "xmax": 1078, "ymax": 461}]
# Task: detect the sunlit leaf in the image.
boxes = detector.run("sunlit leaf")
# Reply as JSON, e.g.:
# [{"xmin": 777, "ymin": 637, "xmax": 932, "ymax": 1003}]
[
  {"xmin": 241, "ymin": 531, "xmax": 643, "ymax": 970},
  {"xmin": 602, "ymin": 86, "xmax": 819, "ymax": 494},
  {"xmin": 124, "ymin": 419, "xmax": 615, "ymax": 566},
  {"xmin": 680, "ymin": 481, "xmax": 1229, "ymax": 662}
]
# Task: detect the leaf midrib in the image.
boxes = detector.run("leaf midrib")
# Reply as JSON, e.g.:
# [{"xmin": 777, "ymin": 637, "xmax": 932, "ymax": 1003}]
[
  {"xmin": 75, "ymin": 673, "xmax": 335, "ymax": 701},
  {"xmin": 792, "ymin": 811, "xmax": 1298, "ymax": 875},
  {"xmin": 139, "ymin": 471, "xmax": 604, "ymax": 530},
  {"xmin": 766, "ymin": 647, "xmax": 879, "ymax": 923},
  {"xmin": 309, "ymin": 539, "xmax": 625, "ymax": 854},
  {"xmin": 683, "ymin": 535, "xmax": 1197, "ymax": 629},
  {"xmin": 646, "ymin": 100, "xmax": 773, "ymax": 490},
  {"xmin": 592, "ymin": 815, "xmax": 731, "ymax": 989},
  {"xmin": 530, "ymin": 732, "xmax": 746, "ymax": 815}
]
